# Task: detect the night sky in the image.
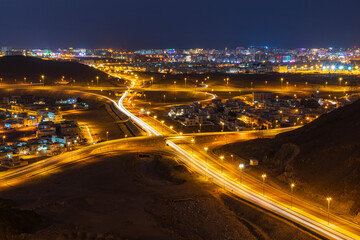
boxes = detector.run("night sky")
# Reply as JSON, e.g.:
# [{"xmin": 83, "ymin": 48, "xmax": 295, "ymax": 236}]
[{"xmin": 1, "ymin": 0, "xmax": 360, "ymax": 49}]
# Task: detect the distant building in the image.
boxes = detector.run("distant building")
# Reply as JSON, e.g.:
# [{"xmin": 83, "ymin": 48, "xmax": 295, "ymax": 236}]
[
  {"xmin": 38, "ymin": 121, "xmax": 55, "ymax": 137},
  {"xmin": 59, "ymin": 121, "xmax": 79, "ymax": 136},
  {"xmin": 1, "ymin": 154, "xmax": 28, "ymax": 169},
  {"xmin": 253, "ymin": 92, "xmax": 273, "ymax": 103},
  {"xmin": 272, "ymin": 65, "xmax": 288, "ymax": 73}
]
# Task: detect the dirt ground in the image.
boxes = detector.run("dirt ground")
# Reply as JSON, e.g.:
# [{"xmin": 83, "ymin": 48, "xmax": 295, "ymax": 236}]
[
  {"xmin": 62, "ymin": 103, "xmax": 125, "ymax": 142},
  {"xmin": 0, "ymin": 152, "xmax": 316, "ymax": 240}
]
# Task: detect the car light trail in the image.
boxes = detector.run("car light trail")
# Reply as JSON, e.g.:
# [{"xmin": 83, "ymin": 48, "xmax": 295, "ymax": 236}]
[
  {"xmin": 115, "ymin": 89, "xmax": 358, "ymax": 240},
  {"xmin": 1, "ymin": 78, "xmax": 357, "ymax": 239}
]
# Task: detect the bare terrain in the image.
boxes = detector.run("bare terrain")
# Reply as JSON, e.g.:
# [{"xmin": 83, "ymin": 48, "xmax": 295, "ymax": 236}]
[{"xmin": 0, "ymin": 152, "xmax": 315, "ymax": 240}]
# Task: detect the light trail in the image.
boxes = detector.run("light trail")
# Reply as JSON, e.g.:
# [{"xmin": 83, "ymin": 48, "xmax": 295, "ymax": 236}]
[
  {"xmin": 1, "ymin": 74, "xmax": 358, "ymax": 238},
  {"xmin": 82, "ymin": 123, "xmax": 94, "ymax": 143},
  {"xmin": 115, "ymin": 89, "xmax": 358, "ymax": 240}
]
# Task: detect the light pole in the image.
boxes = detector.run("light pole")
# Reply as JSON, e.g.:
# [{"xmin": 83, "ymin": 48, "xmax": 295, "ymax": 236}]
[
  {"xmin": 184, "ymin": 78, "xmax": 187, "ymax": 87},
  {"xmin": 327, "ymin": 197, "xmax": 332, "ymax": 224},
  {"xmin": 2, "ymin": 135, "xmax": 5, "ymax": 143},
  {"xmin": 191, "ymin": 138, "xmax": 195, "ymax": 154},
  {"xmin": 262, "ymin": 174, "xmax": 267, "ymax": 196},
  {"xmin": 106, "ymin": 131, "xmax": 109, "ymax": 141},
  {"xmin": 96, "ymin": 76, "xmax": 99, "ymax": 86},
  {"xmin": 204, "ymin": 147, "xmax": 208, "ymax": 164},
  {"xmin": 161, "ymin": 120, "xmax": 165, "ymax": 134},
  {"xmin": 230, "ymin": 154, "xmax": 234, "ymax": 162},
  {"xmin": 204, "ymin": 147, "xmax": 209, "ymax": 179},
  {"xmin": 290, "ymin": 183, "xmax": 295, "ymax": 208},
  {"xmin": 339, "ymin": 77, "xmax": 342, "ymax": 86},
  {"xmin": 239, "ymin": 163, "xmax": 244, "ymax": 184},
  {"xmin": 220, "ymin": 155, "xmax": 224, "ymax": 174},
  {"xmin": 163, "ymin": 94, "xmax": 166, "ymax": 103},
  {"xmin": 281, "ymin": 78, "xmax": 284, "ymax": 88},
  {"xmin": 220, "ymin": 122, "xmax": 224, "ymax": 132},
  {"xmin": 199, "ymin": 123, "xmax": 202, "ymax": 133}
]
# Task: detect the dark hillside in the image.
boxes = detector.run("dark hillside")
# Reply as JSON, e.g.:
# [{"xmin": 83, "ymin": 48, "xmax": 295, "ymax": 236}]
[
  {"xmin": 220, "ymin": 99, "xmax": 360, "ymax": 217},
  {"xmin": 0, "ymin": 56, "xmax": 110, "ymax": 85}
]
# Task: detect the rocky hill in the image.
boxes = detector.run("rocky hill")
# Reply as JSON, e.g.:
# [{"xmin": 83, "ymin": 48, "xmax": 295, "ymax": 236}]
[{"xmin": 220, "ymin": 99, "xmax": 360, "ymax": 217}]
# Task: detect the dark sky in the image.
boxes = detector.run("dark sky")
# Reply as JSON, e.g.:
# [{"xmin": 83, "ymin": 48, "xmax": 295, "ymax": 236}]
[{"xmin": 1, "ymin": 0, "xmax": 359, "ymax": 49}]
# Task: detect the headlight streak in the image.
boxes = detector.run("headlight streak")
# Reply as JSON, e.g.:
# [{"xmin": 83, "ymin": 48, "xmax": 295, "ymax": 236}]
[{"xmin": 116, "ymin": 89, "xmax": 356, "ymax": 240}]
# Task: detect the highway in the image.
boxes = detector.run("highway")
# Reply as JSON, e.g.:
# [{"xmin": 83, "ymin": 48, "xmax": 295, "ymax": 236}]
[
  {"xmin": 0, "ymin": 77, "xmax": 359, "ymax": 239},
  {"xmin": 115, "ymin": 87, "xmax": 360, "ymax": 239}
]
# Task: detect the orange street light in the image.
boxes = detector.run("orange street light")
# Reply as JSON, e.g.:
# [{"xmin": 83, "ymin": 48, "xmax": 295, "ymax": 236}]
[
  {"xmin": 291, "ymin": 183, "xmax": 295, "ymax": 207},
  {"xmin": 220, "ymin": 155, "xmax": 224, "ymax": 174},
  {"xmin": 204, "ymin": 147, "xmax": 209, "ymax": 164},
  {"xmin": 239, "ymin": 163, "xmax": 245, "ymax": 184},
  {"xmin": 262, "ymin": 174, "xmax": 267, "ymax": 196},
  {"xmin": 327, "ymin": 197, "xmax": 332, "ymax": 224}
]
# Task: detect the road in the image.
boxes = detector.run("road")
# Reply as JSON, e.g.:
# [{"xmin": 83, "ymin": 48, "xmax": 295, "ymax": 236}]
[
  {"xmin": 114, "ymin": 86, "xmax": 360, "ymax": 239},
  {"xmin": 0, "ymin": 77, "xmax": 359, "ymax": 239}
]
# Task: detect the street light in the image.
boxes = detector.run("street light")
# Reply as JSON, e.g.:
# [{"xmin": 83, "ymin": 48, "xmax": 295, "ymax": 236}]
[
  {"xmin": 327, "ymin": 197, "xmax": 332, "ymax": 224},
  {"xmin": 339, "ymin": 77, "xmax": 342, "ymax": 86},
  {"xmin": 191, "ymin": 138, "xmax": 195, "ymax": 154},
  {"xmin": 163, "ymin": 94, "xmax": 166, "ymax": 103},
  {"xmin": 203, "ymin": 147, "xmax": 209, "ymax": 179},
  {"xmin": 106, "ymin": 131, "xmax": 109, "ymax": 141},
  {"xmin": 262, "ymin": 174, "xmax": 267, "ymax": 196},
  {"xmin": 2, "ymin": 135, "xmax": 5, "ymax": 143},
  {"xmin": 290, "ymin": 183, "xmax": 295, "ymax": 208},
  {"xmin": 239, "ymin": 163, "xmax": 244, "ymax": 184},
  {"xmin": 220, "ymin": 122, "xmax": 224, "ymax": 132},
  {"xmin": 96, "ymin": 76, "xmax": 99, "ymax": 86},
  {"xmin": 220, "ymin": 155, "xmax": 224, "ymax": 174}
]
